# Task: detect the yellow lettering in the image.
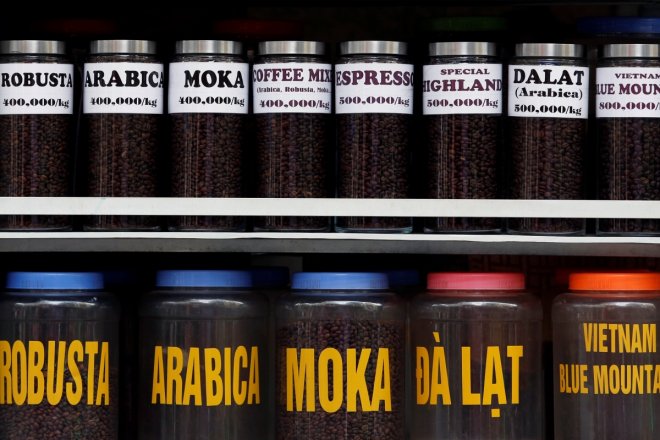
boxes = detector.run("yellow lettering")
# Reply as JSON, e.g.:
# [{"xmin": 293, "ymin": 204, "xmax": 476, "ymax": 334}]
[
  {"xmin": 482, "ymin": 346, "xmax": 506, "ymax": 405},
  {"xmin": 318, "ymin": 348, "xmax": 342, "ymax": 413},
  {"xmin": 166, "ymin": 346, "xmax": 184, "ymax": 405},
  {"xmin": 620, "ymin": 365, "xmax": 632, "ymax": 394},
  {"xmin": 27, "ymin": 341, "xmax": 45, "ymax": 405},
  {"xmin": 85, "ymin": 341, "xmax": 98, "ymax": 405},
  {"xmin": 183, "ymin": 347, "xmax": 202, "ymax": 406},
  {"xmin": 46, "ymin": 341, "xmax": 65, "ymax": 405},
  {"xmin": 0, "ymin": 341, "xmax": 10, "ymax": 404},
  {"xmin": 559, "ymin": 364, "xmax": 565, "ymax": 393},
  {"xmin": 618, "ymin": 324, "xmax": 630, "ymax": 353},
  {"xmin": 631, "ymin": 325, "xmax": 642, "ymax": 353},
  {"xmin": 66, "ymin": 340, "xmax": 83, "ymax": 405},
  {"xmin": 347, "ymin": 348, "xmax": 371, "ymax": 412},
  {"xmin": 204, "ymin": 348, "xmax": 222, "ymax": 406},
  {"xmin": 593, "ymin": 365, "xmax": 608, "ymax": 394},
  {"xmin": 96, "ymin": 342, "xmax": 109, "ymax": 405},
  {"xmin": 151, "ymin": 346, "xmax": 166, "ymax": 404},
  {"xmin": 224, "ymin": 347, "xmax": 232, "ymax": 406},
  {"xmin": 372, "ymin": 348, "xmax": 392, "ymax": 412},
  {"xmin": 429, "ymin": 346, "xmax": 450, "ymax": 405},
  {"xmin": 461, "ymin": 347, "xmax": 480, "ymax": 405},
  {"xmin": 415, "ymin": 347, "xmax": 430, "ymax": 405},
  {"xmin": 632, "ymin": 363, "xmax": 643, "ymax": 394},
  {"xmin": 507, "ymin": 345, "xmax": 523, "ymax": 404},
  {"xmin": 654, "ymin": 365, "xmax": 660, "ymax": 393},
  {"xmin": 579, "ymin": 365, "xmax": 589, "ymax": 394},
  {"xmin": 286, "ymin": 348, "xmax": 314, "ymax": 412},
  {"xmin": 12, "ymin": 340, "xmax": 27, "ymax": 405},
  {"xmin": 248, "ymin": 347, "xmax": 260, "ymax": 404},
  {"xmin": 598, "ymin": 323, "xmax": 608, "ymax": 353},
  {"xmin": 643, "ymin": 324, "xmax": 656, "ymax": 353},
  {"xmin": 583, "ymin": 323, "xmax": 594, "ymax": 352},
  {"xmin": 233, "ymin": 346, "xmax": 248, "ymax": 406}
]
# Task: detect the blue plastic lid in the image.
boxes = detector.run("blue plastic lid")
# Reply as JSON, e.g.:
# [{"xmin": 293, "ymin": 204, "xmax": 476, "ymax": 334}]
[
  {"xmin": 578, "ymin": 17, "xmax": 660, "ymax": 35},
  {"xmin": 292, "ymin": 272, "xmax": 389, "ymax": 290},
  {"xmin": 156, "ymin": 270, "xmax": 253, "ymax": 288},
  {"xmin": 250, "ymin": 267, "xmax": 290, "ymax": 288},
  {"xmin": 6, "ymin": 272, "xmax": 104, "ymax": 290},
  {"xmin": 386, "ymin": 269, "xmax": 421, "ymax": 288}
]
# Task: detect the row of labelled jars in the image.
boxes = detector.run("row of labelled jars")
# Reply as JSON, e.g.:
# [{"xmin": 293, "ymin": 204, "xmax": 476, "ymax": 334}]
[
  {"xmin": 0, "ymin": 39, "xmax": 659, "ymax": 234},
  {"xmin": 0, "ymin": 270, "xmax": 658, "ymax": 439}
]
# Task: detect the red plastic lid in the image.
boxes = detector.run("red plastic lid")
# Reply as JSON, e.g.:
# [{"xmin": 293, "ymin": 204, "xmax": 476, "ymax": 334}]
[
  {"xmin": 570, "ymin": 272, "xmax": 660, "ymax": 291},
  {"xmin": 428, "ymin": 272, "xmax": 525, "ymax": 290}
]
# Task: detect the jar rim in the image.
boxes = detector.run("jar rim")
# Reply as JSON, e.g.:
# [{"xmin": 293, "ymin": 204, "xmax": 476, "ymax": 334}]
[
  {"xmin": 340, "ymin": 40, "xmax": 407, "ymax": 56},
  {"xmin": 429, "ymin": 41, "xmax": 496, "ymax": 57},
  {"xmin": 515, "ymin": 43, "xmax": 584, "ymax": 58},
  {"xmin": 603, "ymin": 43, "xmax": 660, "ymax": 58},
  {"xmin": 176, "ymin": 40, "xmax": 243, "ymax": 55},
  {"xmin": 90, "ymin": 39, "xmax": 156, "ymax": 55},
  {"xmin": 258, "ymin": 40, "xmax": 325, "ymax": 56}
]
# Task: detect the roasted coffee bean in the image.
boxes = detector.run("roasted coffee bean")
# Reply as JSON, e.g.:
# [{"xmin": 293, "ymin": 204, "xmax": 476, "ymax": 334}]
[
  {"xmin": 337, "ymin": 113, "xmax": 410, "ymax": 231},
  {"xmin": 598, "ymin": 118, "xmax": 660, "ymax": 234},
  {"xmin": 276, "ymin": 319, "xmax": 404, "ymax": 440},
  {"xmin": 255, "ymin": 113, "xmax": 330, "ymax": 231},
  {"xmin": 170, "ymin": 113, "xmax": 245, "ymax": 231},
  {"xmin": 509, "ymin": 117, "xmax": 586, "ymax": 234},
  {"xmin": 0, "ymin": 114, "xmax": 70, "ymax": 230},
  {"xmin": 425, "ymin": 114, "xmax": 500, "ymax": 232}
]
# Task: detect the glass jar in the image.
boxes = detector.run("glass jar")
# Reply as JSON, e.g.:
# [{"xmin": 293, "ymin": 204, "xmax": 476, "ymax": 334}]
[
  {"xmin": 596, "ymin": 44, "xmax": 660, "ymax": 235},
  {"xmin": 0, "ymin": 272, "xmax": 119, "ymax": 439},
  {"xmin": 409, "ymin": 272, "xmax": 544, "ymax": 440},
  {"xmin": 553, "ymin": 272, "xmax": 660, "ymax": 440},
  {"xmin": 84, "ymin": 40, "xmax": 163, "ymax": 231},
  {"xmin": 335, "ymin": 41, "xmax": 413, "ymax": 233},
  {"xmin": 276, "ymin": 272, "xmax": 405, "ymax": 440},
  {"xmin": 169, "ymin": 40, "xmax": 248, "ymax": 231},
  {"xmin": 508, "ymin": 43, "xmax": 589, "ymax": 235},
  {"xmin": 0, "ymin": 40, "xmax": 73, "ymax": 230},
  {"xmin": 253, "ymin": 41, "xmax": 332, "ymax": 231},
  {"xmin": 138, "ymin": 270, "xmax": 269, "ymax": 440},
  {"xmin": 423, "ymin": 42, "xmax": 502, "ymax": 233}
]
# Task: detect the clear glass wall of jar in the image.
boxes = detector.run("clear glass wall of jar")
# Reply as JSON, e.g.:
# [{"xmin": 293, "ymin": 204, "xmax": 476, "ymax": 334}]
[
  {"xmin": 0, "ymin": 40, "xmax": 73, "ymax": 230},
  {"xmin": 335, "ymin": 41, "xmax": 413, "ymax": 233}
]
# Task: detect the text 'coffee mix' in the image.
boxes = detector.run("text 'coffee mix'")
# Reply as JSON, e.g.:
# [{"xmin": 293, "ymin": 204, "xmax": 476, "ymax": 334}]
[
  {"xmin": 553, "ymin": 272, "xmax": 660, "ymax": 440},
  {"xmin": 409, "ymin": 272, "xmax": 544, "ymax": 439},
  {"xmin": 276, "ymin": 272, "xmax": 405, "ymax": 440},
  {"xmin": 0, "ymin": 272, "xmax": 119, "ymax": 439},
  {"xmin": 169, "ymin": 40, "xmax": 248, "ymax": 231},
  {"xmin": 0, "ymin": 40, "xmax": 73, "ymax": 231}
]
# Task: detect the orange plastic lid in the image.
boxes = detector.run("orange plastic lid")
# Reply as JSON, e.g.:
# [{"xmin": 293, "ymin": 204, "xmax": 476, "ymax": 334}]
[{"xmin": 569, "ymin": 272, "xmax": 660, "ymax": 291}]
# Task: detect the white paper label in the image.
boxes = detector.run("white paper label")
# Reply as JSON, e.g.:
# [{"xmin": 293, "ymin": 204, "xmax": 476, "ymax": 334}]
[
  {"xmin": 335, "ymin": 63, "xmax": 414, "ymax": 114},
  {"xmin": 508, "ymin": 65, "xmax": 589, "ymax": 119},
  {"xmin": 83, "ymin": 62, "xmax": 164, "ymax": 114},
  {"xmin": 422, "ymin": 63, "xmax": 502, "ymax": 115},
  {"xmin": 596, "ymin": 67, "xmax": 660, "ymax": 118},
  {"xmin": 168, "ymin": 62, "xmax": 248, "ymax": 114},
  {"xmin": 0, "ymin": 64, "xmax": 73, "ymax": 115},
  {"xmin": 252, "ymin": 62, "xmax": 332, "ymax": 114}
]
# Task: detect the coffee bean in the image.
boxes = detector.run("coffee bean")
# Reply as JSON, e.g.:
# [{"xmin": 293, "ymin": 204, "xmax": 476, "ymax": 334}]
[
  {"xmin": 424, "ymin": 114, "xmax": 500, "ymax": 232},
  {"xmin": 254, "ymin": 113, "xmax": 331, "ymax": 231},
  {"xmin": 337, "ymin": 114, "xmax": 410, "ymax": 231}
]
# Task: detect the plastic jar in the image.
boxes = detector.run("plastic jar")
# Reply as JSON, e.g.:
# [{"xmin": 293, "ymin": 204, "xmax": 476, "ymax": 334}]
[
  {"xmin": 253, "ymin": 41, "xmax": 332, "ymax": 231},
  {"xmin": 0, "ymin": 40, "xmax": 73, "ymax": 230},
  {"xmin": 138, "ymin": 270, "xmax": 269, "ymax": 439},
  {"xmin": 0, "ymin": 272, "xmax": 119, "ymax": 439},
  {"xmin": 552, "ymin": 272, "xmax": 660, "ymax": 440},
  {"xmin": 596, "ymin": 44, "xmax": 660, "ymax": 235},
  {"xmin": 168, "ymin": 40, "xmax": 248, "ymax": 231},
  {"xmin": 276, "ymin": 272, "xmax": 405, "ymax": 439},
  {"xmin": 423, "ymin": 42, "xmax": 502, "ymax": 233},
  {"xmin": 335, "ymin": 41, "xmax": 413, "ymax": 233},
  {"xmin": 409, "ymin": 272, "xmax": 543, "ymax": 440},
  {"xmin": 508, "ymin": 43, "xmax": 589, "ymax": 235},
  {"xmin": 84, "ymin": 39, "xmax": 163, "ymax": 231}
]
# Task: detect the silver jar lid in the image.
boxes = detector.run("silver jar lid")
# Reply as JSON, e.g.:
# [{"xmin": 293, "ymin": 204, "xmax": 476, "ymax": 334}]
[
  {"xmin": 0, "ymin": 40, "xmax": 65, "ymax": 55},
  {"xmin": 90, "ymin": 40, "xmax": 156, "ymax": 55},
  {"xmin": 258, "ymin": 41, "xmax": 325, "ymax": 56},
  {"xmin": 516, "ymin": 43, "xmax": 584, "ymax": 58},
  {"xmin": 340, "ymin": 40, "xmax": 407, "ymax": 56},
  {"xmin": 603, "ymin": 43, "xmax": 659, "ymax": 58},
  {"xmin": 176, "ymin": 40, "xmax": 242, "ymax": 55},
  {"xmin": 429, "ymin": 42, "xmax": 496, "ymax": 57}
]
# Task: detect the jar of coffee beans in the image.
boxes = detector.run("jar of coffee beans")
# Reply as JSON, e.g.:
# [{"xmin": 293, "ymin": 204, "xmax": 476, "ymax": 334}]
[
  {"xmin": 423, "ymin": 42, "xmax": 502, "ymax": 233},
  {"xmin": 169, "ymin": 40, "xmax": 248, "ymax": 231},
  {"xmin": 0, "ymin": 272, "xmax": 119, "ymax": 439},
  {"xmin": 276, "ymin": 272, "xmax": 405, "ymax": 440},
  {"xmin": 508, "ymin": 43, "xmax": 588, "ymax": 235},
  {"xmin": 84, "ymin": 40, "xmax": 163, "ymax": 231},
  {"xmin": 0, "ymin": 40, "xmax": 73, "ymax": 230},
  {"xmin": 596, "ymin": 44, "xmax": 660, "ymax": 235},
  {"xmin": 253, "ymin": 41, "xmax": 332, "ymax": 231},
  {"xmin": 335, "ymin": 41, "xmax": 413, "ymax": 233}
]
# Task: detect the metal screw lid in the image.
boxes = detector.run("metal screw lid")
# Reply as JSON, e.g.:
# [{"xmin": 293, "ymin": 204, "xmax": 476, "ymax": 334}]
[
  {"xmin": 90, "ymin": 40, "xmax": 156, "ymax": 55},
  {"xmin": 0, "ymin": 40, "xmax": 65, "ymax": 55},
  {"xmin": 429, "ymin": 42, "xmax": 496, "ymax": 57},
  {"xmin": 340, "ymin": 40, "xmax": 407, "ymax": 56},
  {"xmin": 176, "ymin": 40, "xmax": 243, "ymax": 55},
  {"xmin": 258, "ymin": 41, "xmax": 325, "ymax": 56},
  {"xmin": 603, "ymin": 43, "xmax": 659, "ymax": 58},
  {"xmin": 516, "ymin": 43, "xmax": 584, "ymax": 58}
]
